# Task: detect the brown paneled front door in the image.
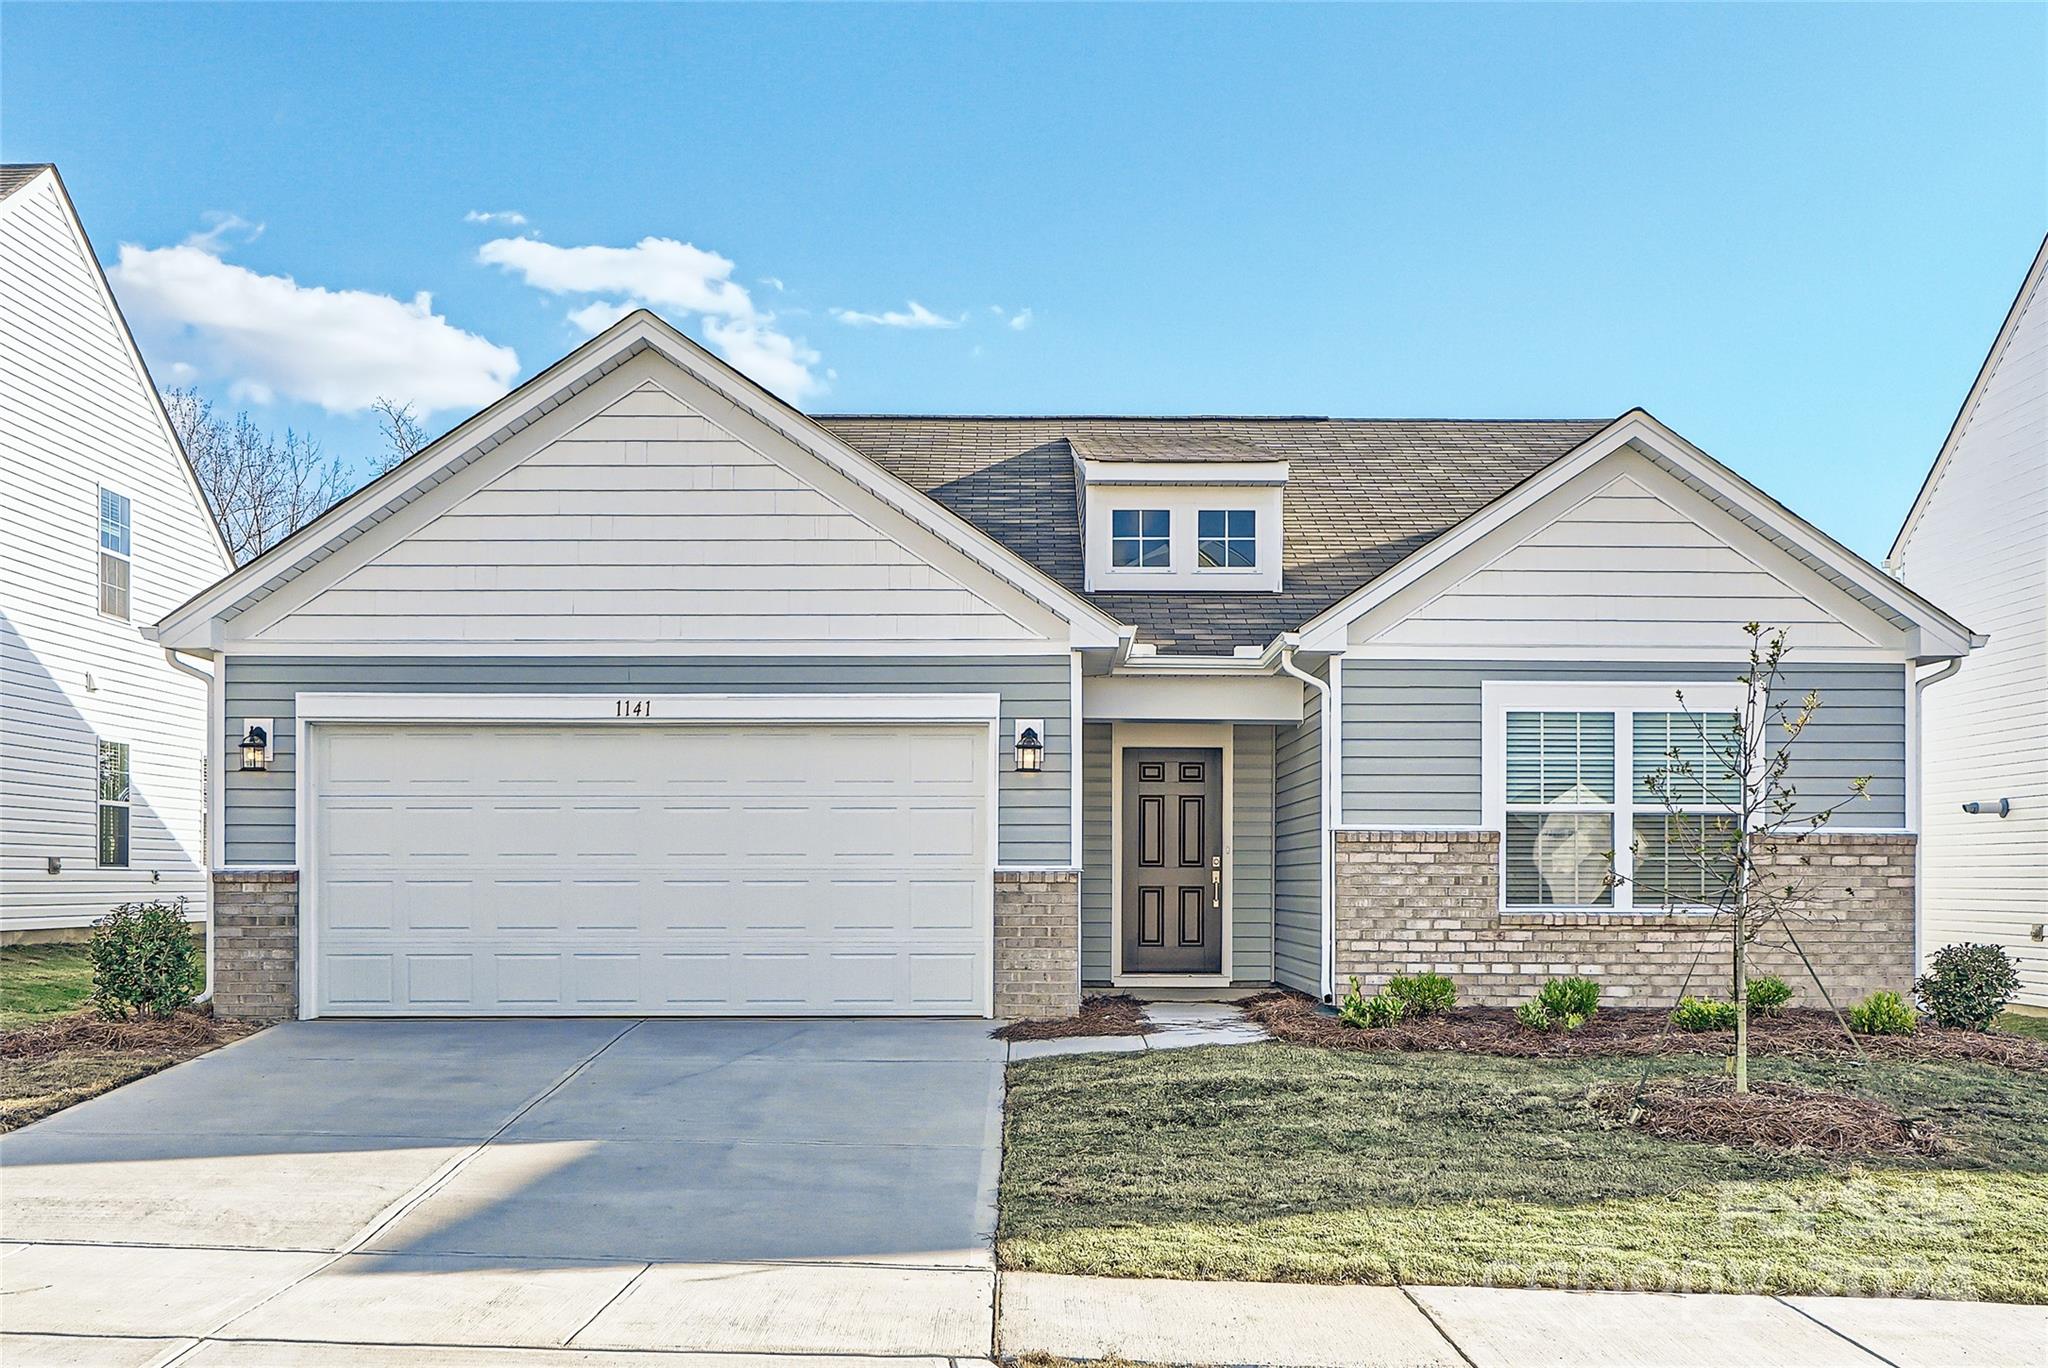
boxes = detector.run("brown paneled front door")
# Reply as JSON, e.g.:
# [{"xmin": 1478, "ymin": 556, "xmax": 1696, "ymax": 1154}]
[{"xmin": 1121, "ymin": 747, "xmax": 1224, "ymax": 974}]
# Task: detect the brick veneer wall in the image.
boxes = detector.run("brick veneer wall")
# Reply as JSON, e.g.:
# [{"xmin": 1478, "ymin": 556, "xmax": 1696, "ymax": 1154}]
[
  {"xmin": 212, "ymin": 871, "xmax": 299, "ymax": 1021},
  {"xmin": 995, "ymin": 869, "xmax": 1081, "ymax": 1020},
  {"xmin": 1332, "ymin": 830, "xmax": 1915, "ymax": 1008}
]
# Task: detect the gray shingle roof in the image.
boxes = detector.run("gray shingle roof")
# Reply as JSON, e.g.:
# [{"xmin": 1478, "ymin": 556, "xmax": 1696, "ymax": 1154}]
[
  {"xmin": 0, "ymin": 164, "xmax": 52, "ymax": 199},
  {"xmin": 817, "ymin": 416, "xmax": 1611, "ymax": 653}
]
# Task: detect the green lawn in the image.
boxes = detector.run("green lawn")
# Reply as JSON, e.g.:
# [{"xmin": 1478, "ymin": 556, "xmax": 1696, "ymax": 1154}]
[
  {"xmin": 0, "ymin": 943, "xmax": 95, "ymax": 1027},
  {"xmin": 1999, "ymin": 1011, "xmax": 2048, "ymax": 1044},
  {"xmin": 1000, "ymin": 1043, "xmax": 2048, "ymax": 1302}
]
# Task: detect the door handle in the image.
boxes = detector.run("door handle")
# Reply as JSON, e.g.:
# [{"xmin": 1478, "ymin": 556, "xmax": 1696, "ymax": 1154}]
[{"xmin": 1211, "ymin": 855, "xmax": 1221, "ymax": 908}]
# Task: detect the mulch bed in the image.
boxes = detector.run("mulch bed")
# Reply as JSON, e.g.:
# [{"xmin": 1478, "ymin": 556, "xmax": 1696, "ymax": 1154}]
[
  {"xmin": 1593, "ymin": 1076, "xmax": 1950, "ymax": 1157},
  {"xmin": 0, "ymin": 1006, "xmax": 258, "ymax": 1060},
  {"xmin": 994, "ymin": 993, "xmax": 1150, "ymax": 1041},
  {"xmin": 1241, "ymin": 990, "xmax": 2048, "ymax": 1070}
]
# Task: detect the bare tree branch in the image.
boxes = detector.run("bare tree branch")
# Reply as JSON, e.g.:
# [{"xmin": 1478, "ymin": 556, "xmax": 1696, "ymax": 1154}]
[{"xmin": 164, "ymin": 386, "xmax": 350, "ymax": 564}]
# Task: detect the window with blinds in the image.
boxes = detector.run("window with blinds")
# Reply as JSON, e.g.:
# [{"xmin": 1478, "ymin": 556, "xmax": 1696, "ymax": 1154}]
[
  {"xmin": 98, "ymin": 488, "xmax": 132, "ymax": 620},
  {"xmin": 1496, "ymin": 698, "xmax": 1746, "ymax": 913}
]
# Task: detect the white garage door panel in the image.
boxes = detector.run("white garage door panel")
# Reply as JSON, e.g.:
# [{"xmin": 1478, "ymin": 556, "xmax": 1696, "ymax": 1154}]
[{"xmin": 309, "ymin": 723, "xmax": 991, "ymax": 1016}]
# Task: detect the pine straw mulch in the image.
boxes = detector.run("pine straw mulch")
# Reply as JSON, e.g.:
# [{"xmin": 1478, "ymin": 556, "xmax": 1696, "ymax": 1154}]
[
  {"xmin": 1593, "ymin": 1076, "xmax": 1951, "ymax": 1157},
  {"xmin": 1240, "ymin": 990, "xmax": 2048, "ymax": 1070},
  {"xmin": 994, "ymin": 993, "xmax": 1151, "ymax": 1041},
  {"xmin": 0, "ymin": 1006, "xmax": 258, "ymax": 1060}
]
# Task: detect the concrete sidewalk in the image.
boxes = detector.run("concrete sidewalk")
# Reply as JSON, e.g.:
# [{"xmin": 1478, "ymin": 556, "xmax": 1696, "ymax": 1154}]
[{"xmin": 997, "ymin": 1272, "xmax": 2048, "ymax": 1368}]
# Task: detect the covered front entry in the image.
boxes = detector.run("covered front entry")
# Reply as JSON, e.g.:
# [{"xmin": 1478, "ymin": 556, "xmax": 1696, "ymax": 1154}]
[
  {"xmin": 304, "ymin": 718, "xmax": 993, "ymax": 1017},
  {"xmin": 1120, "ymin": 746, "xmax": 1224, "ymax": 974}
]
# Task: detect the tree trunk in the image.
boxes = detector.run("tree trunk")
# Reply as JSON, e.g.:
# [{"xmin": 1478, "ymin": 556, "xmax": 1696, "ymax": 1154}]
[{"xmin": 1732, "ymin": 921, "xmax": 1750, "ymax": 1093}]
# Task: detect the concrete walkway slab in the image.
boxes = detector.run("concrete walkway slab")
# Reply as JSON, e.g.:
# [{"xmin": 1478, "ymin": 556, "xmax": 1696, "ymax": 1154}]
[
  {"xmin": 576, "ymin": 1260, "xmax": 994, "ymax": 1356},
  {"xmin": 0, "ymin": 1333, "xmax": 194, "ymax": 1368},
  {"xmin": 0, "ymin": 1130, "xmax": 472, "ymax": 1249},
  {"xmin": 1783, "ymin": 1295, "xmax": 2048, "ymax": 1367},
  {"xmin": 218, "ymin": 1252, "xmax": 645, "ymax": 1348},
  {"xmin": 0, "ymin": 1243, "xmax": 327, "ymax": 1337},
  {"xmin": 1410, "ymin": 1287, "xmax": 1887, "ymax": 1367},
  {"xmin": 999, "ymin": 1271, "xmax": 1461, "ymax": 1367},
  {"xmin": 184, "ymin": 1341, "xmax": 960, "ymax": 1368}
]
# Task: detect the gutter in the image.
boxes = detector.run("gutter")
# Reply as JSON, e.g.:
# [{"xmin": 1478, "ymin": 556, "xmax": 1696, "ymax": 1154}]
[
  {"xmin": 161, "ymin": 647, "xmax": 218, "ymax": 1005},
  {"xmin": 1276, "ymin": 636, "xmax": 1337, "ymax": 1003}
]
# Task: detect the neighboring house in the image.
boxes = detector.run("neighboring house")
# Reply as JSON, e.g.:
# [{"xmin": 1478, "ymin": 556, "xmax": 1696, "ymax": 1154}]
[
  {"xmin": 149, "ymin": 311, "xmax": 1976, "ymax": 1021},
  {"xmin": 1, "ymin": 164, "xmax": 234, "ymax": 937},
  {"xmin": 1890, "ymin": 236, "xmax": 2048, "ymax": 1009}
]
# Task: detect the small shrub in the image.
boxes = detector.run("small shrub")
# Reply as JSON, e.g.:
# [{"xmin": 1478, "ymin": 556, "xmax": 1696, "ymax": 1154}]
[
  {"xmin": 1385, "ymin": 972, "xmax": 1457, "ymax": 1017},
  {"xmin": 88, "ymin": 899, "xmax": 202, "ymax": 1020},
  {"xmin": 1916, "ymin": 943, "xmax": 2022, "ymax": 1031},
  {"xmin": 1518, "ymin": 977, "xmax": 1600, "ymax": 1032},
  {"xmin": 1848, "ymin": 990, "xmax": 1917, "ymax": 1036},
  {"xmin": 1338, "ymin": 978, "xmax": 1407, "ymax": 1029},
  {"xmin": 1746, "ymin": 976, "xmax": 1794, "ymax": 1016},
  {"xmin": 1672, "ymin": 996, "xmax": 1738, "ymax": 1032}
]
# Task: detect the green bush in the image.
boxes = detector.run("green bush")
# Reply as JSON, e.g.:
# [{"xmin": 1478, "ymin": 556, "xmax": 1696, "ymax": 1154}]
[
  {"xmin": 1672, "ymin": 996, "xmax": 1738, "ymax": 1031},
  {"xmin": 1848, "ymin": 990, "xmax": 1917, "ymax": 1036},
  {"xmin": 1746, "ymin": 976, "xmax": 1794, "ymax": 1016},
  {"xmin": 1517, "ymin": 976, "xmax": 1600, "ymax": 1032},
  {"xmin": 1385, "ymin": 972, "xmax": 1457, "ymax": 1017},
  {"xmin": 88, "ymin": 899, "xmax": 202, "ymax": 1020},
  {"xmin": 1337, "ymin": 977, "xmax": 1406, "ymax": 1029},
  {"xmin": 1916, "ymin": 943, "xmax": 2022, "ymax": 1031}
]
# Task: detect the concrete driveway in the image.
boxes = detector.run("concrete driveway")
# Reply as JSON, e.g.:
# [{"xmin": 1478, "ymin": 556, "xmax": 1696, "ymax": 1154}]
[{"xmin": 0, "ymin": 1017, "xmax": 1004, "ymax": 1364}]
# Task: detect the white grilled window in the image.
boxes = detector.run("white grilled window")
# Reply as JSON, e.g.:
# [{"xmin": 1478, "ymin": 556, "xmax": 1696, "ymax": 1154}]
[{"xmin": 98, "ymin": 488, "xmax": 132, "ymax": 620}]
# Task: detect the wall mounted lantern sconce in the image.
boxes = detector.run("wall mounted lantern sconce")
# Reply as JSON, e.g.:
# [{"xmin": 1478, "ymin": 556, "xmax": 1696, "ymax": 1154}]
[{"xmin": 1014, "ymin": 719, "xmax": 1045, "ymax": 773}]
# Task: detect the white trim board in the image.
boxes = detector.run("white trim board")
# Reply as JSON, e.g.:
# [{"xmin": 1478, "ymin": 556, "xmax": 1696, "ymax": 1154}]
[{"xmin": 292, "ymin": 691, "xmax": 1004, "ymax": 725}]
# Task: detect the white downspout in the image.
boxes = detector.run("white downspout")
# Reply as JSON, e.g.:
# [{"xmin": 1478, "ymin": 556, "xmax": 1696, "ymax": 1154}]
[
  {"xmin": 161, "ymin": 647, "xmax": 216, "ymax": 1006},
  {"xmin": 1278, "ymin": 641, "xmax": 1337, "ymax": 1002},
  {"xmin": 1909, "ymin": 655, "xmax": 1965, "ymax": 980}
]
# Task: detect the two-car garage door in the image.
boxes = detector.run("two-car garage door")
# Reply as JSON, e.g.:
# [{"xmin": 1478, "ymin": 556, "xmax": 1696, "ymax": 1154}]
[{"xmin": 306, "ymin": 722, "xmax": 992, "ymax": 1017}]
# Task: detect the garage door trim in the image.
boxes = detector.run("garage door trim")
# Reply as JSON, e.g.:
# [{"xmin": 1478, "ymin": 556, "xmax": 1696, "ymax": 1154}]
[{"xmin": 294, "ymin": 691, "xmax": 1003, "ymax": 1020}]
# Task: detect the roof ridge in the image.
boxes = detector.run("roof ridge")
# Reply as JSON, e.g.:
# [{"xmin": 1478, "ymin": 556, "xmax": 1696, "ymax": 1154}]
[{"xmin": 814, "ymin": 413, "xmax": 1612, "ymax": 424}]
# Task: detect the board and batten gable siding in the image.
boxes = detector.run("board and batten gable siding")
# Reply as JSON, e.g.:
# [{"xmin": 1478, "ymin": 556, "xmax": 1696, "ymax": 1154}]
[
  {"xmin": 1894, "ymin": 250, "xmax": 2047, "ymax": 1005},
  {"xmin": 1350, "ymin": 451, "xmax": 1908, "ymax": 660},
  {"xmin": 0, "ymin": 171, "xmax": 229, "ymax": 929},
  {"xmin": 1272, "ymin": 668, "xmax": 1324, "ymax": 994},
  {"xmin": 1342, "ymin": 660, "xmax": 1909, "ymax": 830},
  {"xmin": 221, "ymin": 656, "xmax": 1072, "ymax": 869},
  {"xmin": 238, "ymin": 378, "xmax": 1047, "ymax": 648}
]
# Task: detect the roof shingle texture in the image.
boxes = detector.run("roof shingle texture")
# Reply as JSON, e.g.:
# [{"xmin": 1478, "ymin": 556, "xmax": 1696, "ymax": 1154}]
[
  {"xmin": 817, "ymin": 416, "xmax": 1610, "ymax": 653},
  {"xmin": 0, "ymin": 164, "xmax": 52, "ymax": 199}
]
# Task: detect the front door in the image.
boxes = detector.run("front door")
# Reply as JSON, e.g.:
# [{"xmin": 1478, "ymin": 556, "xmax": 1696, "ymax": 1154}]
[{"xmin": 1121, "ymin": 747, "xmax": 1224, "ymax": 974}]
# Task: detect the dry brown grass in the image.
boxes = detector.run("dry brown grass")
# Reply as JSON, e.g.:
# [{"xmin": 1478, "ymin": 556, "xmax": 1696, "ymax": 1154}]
[
  {"xmin": 995, "ymin": 993, "xmax": 1151, "ymax": 1041},
  {"xmin": 1242, "ymin": 990, "xmax": 2048, "ymax": 1070}
]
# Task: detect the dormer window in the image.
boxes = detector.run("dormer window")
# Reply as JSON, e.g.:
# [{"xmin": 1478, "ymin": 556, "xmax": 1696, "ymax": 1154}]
[
  {"xmin": 1111, "ymin": 509, "xmax": 1172, "ymax": 568},
  {"xmin": 1197, "ymin": 510, "xmax": 1257, "ymax": 569}
]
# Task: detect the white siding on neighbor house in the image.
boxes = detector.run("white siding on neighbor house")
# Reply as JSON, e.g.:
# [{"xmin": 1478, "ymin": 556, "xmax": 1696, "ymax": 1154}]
[
  {"xmin": 0, "ymin": 172, "xmax": 229, "ymax": 930},
  {"xmin": 1342, "ymin": 660, "xmax": 1909, "ymax": 830},
  {"xmin": 242, "ymin": 378, "xmax": 1042, "ymax": 648},
  {"xmin": 1272, "ymin": 669, "xmax": 1324, "ymax": 994},
  {"xmin": 1354, "ymin": 455, "xmax": 1900, "ymax": 658},
  {"xmin": 1895, "ymin": 252, "xmax": 2047, "ymax": 1006},
  {"xmin": 221, "ymin": 655, "xmax": 1073, "ymax": 870}
]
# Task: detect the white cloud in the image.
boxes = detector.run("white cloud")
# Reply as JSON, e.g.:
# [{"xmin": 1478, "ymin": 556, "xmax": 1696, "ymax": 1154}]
[
  {"xmin": 830, "ymin": 300, "xmax": 963, "ymax": 330},
  {"xmin": 759, "ymin": 276, "xmax": 786, "ymax": 292},
  {"xmin": 109, "ymin": 240, "xmax": 519, "ymax": 417},
  {"xmin": 186, "ymin": 212, "xmax": 263, "ymax": 253},
  {"xmin": 1007, "ymin": 307, "xmax": 1034, "ymax": 332},
  {"xmin": 479, "ymin": 234, "xmax": 824, "ymax": 400},
  {"xmin": 465, "ymin": 209, "xmax": 528, "ymax": 226}
]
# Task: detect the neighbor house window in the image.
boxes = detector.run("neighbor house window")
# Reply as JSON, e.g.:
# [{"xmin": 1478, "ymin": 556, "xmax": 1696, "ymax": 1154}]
[
  {"xmin": 1487, "ymin": 684, "xmax": 1746, "ymax": 913},
  {"xmin": 98, "ymin": 488, "xmax": 131, "ymax": 620},
  {"xmin": 97, "ymin": 740, "xmax": 130, "ymax": 867},
  {"xmin": 1111, "ymin": 509, "xmax": 1170, "ymax": 568},
  {"xmin": 1197, "ymin": 509, "xmax": 1257, "ymax": 568}
]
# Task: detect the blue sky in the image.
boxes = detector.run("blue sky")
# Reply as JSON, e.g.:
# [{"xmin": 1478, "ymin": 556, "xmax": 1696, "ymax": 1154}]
[{"xmin": 6, "ymin": 3, "xmax": 2042, "ymax": 560}]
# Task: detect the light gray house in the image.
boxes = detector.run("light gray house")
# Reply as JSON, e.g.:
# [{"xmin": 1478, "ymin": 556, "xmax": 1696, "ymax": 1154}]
[{"xmin": 150, "ymin": 311, "xmax": 1977, "ymax": 1020}]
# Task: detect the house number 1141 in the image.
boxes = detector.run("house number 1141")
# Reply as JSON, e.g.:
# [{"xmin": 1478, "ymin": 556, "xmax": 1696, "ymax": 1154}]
[{"xmin": 614, "ymin": 699, "xmax": 654, "ymax": 718}]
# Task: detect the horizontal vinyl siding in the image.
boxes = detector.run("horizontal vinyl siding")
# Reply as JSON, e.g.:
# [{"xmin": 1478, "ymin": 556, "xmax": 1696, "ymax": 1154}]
[
  {"xmin": 1342, "ymin": 660, "xmax": 1909, "ymax": 829},
  {"xmin": 1273, "ymin": 673, "xmax": 1323, "ymax": 994},
  {"xmin": 223, "ymin": 655, "xmax": 1071, "ymax": 868},
  {"xmin": 1232, "ymin": 724, "xmax": 1276, "ymax": 983},
  {"xmin": 1080, "ymin": 722, "xmax": 1113, "ymax": 982},
  {"xmin": 0, "ymin": 175, "xmax": 228, "ymax": 927},
  {"xmin": 1897, "ymin": 261, "xmax": 2047, "ymax": 1004}
]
